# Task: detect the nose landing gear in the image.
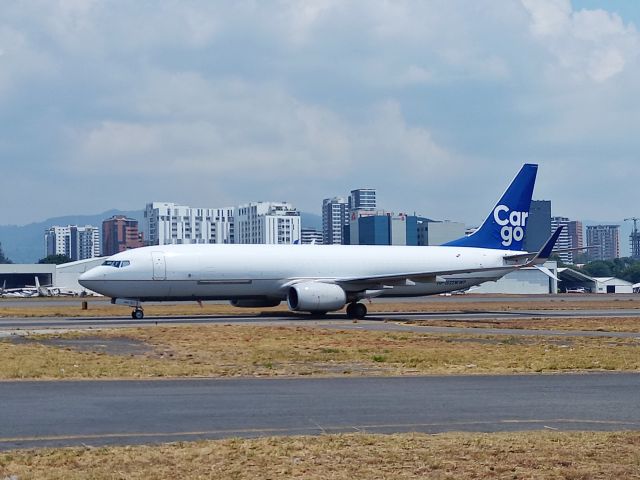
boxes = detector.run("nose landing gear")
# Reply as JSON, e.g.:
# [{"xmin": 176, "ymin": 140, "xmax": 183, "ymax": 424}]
[
  {"xmin": 346, "ymin": 302, "xmax": 367, "ymax": 320},
  {"xmin": 131, "ymin": 307, "xmax": 144, "ymax": 319}
]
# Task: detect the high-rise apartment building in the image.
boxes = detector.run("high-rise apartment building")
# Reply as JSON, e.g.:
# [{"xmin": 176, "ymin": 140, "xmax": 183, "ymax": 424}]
[
  {"xmin": 235, "ymin": 202, "xmax": 301, "ymax": 244},
  {"xmin": 349, "ymin": 188, "xmax": 376, "ymax": 211},
  {"xmin": 301, "ymin": 228, "xmax": 323, "ymax": 245},
  {"xmin": 45, "ymin": 225, "xmax": 101, "ymax": 261},
  {"xmin": 551, "ymin": 217, "xmax": 573, "ymax": 264},
  {"xmin": 322, "ymin": 197, "xmax": 349, "ymax": 245},
  {"xmin": 144, "ymin": 202, "xmax": 234, "ymax": 246},
  {"xmin": 567, "ymin": 219, "xmax": 584, "ymax": 262},
  {"xmin": 586, "ymin": 225, "xmax": 620, "ymax": 261},
  {"xmin": 102, "ymin": 215, "xmax": 144, "ymax": 256}
]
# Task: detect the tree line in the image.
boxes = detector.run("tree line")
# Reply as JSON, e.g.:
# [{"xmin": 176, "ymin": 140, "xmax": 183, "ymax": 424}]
[{"xmin": 578, "ymin": 258, "xmax": 640, "ymax": 284}]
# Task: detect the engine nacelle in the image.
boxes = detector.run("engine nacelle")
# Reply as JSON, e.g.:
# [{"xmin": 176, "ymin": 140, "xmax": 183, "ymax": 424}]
[
  {"xmin": 287, "ymin": 282, "xmax": 346, "ymax": 313},
  {"xmin": 230, "ymin": 299, "xmax": 282, "ymax": 308}
]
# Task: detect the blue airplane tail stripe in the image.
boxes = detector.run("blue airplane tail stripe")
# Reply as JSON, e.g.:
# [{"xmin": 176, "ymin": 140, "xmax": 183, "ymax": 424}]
[{"xmin": 443, "ymin": 164, "xmax": 538, "ymax": 251}]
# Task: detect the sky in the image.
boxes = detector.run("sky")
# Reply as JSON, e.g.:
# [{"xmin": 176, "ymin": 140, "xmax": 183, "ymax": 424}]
[{"xmin": 1, "ymin": 0, "xmax": 640, "ymax": 226}]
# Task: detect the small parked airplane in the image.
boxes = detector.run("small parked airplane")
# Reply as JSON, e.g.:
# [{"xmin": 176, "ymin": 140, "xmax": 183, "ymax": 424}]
[
  {"xmin": 79, "ymin": 164, "xmax": 562, "ymax": 320},
  {"xmin": 0, "ymin": 277, "xmax": 83, "ymax": 298}
]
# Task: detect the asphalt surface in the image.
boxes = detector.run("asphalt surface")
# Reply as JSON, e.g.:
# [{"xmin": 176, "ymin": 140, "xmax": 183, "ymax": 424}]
[
  {"xmin": 1, "ymin": 374, "xmax": 638, "ymax": 450},
  {"xmin": 2, "ymin": 309, "xmax": 640, "ymax": 339},
  {"xmin": 2, "ymin": 293, "xmax": 640, "ymax": 307}
]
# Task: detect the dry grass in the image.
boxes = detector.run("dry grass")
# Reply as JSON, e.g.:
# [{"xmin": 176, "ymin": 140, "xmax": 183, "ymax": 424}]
[
  {"xmin": 407, "ymin": 316, "xmax": 640, "ymax": 333},
  {"xmin": 1, "ymin": 325, "xmax": 639, "ymax": 379},
  {"xmin": 1, "ymin": 431, "xmax": 639, "ymax": 479},
  {"xmin": 1, "ymin": 297, "xmax": 640, "ymax": 318}
]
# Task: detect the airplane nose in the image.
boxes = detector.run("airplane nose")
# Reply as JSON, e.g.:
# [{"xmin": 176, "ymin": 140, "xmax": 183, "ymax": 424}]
[{"xmin": 78, "ymin": 268, "xmax": 104, "ymax": 290}]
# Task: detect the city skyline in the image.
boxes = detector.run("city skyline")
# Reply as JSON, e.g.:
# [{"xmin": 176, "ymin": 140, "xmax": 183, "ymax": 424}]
[
  {"xmin": 2, "ymin": 1, "xmax": 640, "ymax": 227},
  {"xmin": 37, "ymin": 193, "xmax": 630, "ymax": 261}
]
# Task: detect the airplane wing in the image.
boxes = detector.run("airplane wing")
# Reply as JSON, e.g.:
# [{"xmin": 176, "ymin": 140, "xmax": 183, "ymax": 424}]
[
  {"xmin": 279, "ymin": 263, "xmax": 521, "ymax": 294},
  {"xmin": 333, "ymin": 265, "xmax": 518, "ymax": 287},
  {"xmin": 334, "ymin": 226, "xmax": 567, "ymax": 289}
]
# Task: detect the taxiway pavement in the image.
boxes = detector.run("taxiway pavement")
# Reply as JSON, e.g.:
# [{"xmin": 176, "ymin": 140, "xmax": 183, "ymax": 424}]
[
  {"xmin": 1, "ymin": 373, "xmax": 638, "ymax": 450},
  {"xmin": 1, "ymin": 309, "xmax": 640, "ymax": 339}
]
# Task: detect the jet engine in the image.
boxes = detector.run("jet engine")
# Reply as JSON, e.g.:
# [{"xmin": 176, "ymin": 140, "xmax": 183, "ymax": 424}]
[
  {"xmin": 230, "ymin": 299, "xmax": 282, "ymax": 308},
  {"xmin": 287, "ymin": 282, "xmax": 346, "ymax": 313}
]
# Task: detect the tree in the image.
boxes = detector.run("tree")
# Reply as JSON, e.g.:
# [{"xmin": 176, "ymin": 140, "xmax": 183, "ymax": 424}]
[
  {"xmin": 621, "ymin": 264, "xmax": 640, "ymax": 284},
  {"xmin": 38, "ymin": 254, "xmax": 72, "ymax": 265},
  {"xmin": 0, "ymin": 242, "xmax": 12, "ymax": 264},
  {"xmin": 580, "ymin": 260, "xmax": 613, "ymax": 277}
]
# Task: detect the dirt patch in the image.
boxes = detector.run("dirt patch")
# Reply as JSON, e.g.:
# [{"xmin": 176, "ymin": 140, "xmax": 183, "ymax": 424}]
[{"xmin": 9, "ymin": 336, "xmax": 154, "ymax": 356}]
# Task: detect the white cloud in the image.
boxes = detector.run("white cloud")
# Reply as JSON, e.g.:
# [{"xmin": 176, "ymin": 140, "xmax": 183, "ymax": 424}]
[
  {"xmin": 1, "ymin": 0, "xmax": 640, "ymax": 225},
  {"xmin": 0, "ymin": 26, "xmax": 56, "ymax": 99},
  {"xmin": 69, "ymin": 79, "xmax": 453, "ymax": 185},
  {"xmin": 521, "ymin": 0, "xmax": 640, "ymax": 82}
]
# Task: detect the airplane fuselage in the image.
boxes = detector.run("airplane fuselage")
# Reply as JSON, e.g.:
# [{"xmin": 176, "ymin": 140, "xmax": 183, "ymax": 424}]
[{"xmin": 79, "ymin": 243, "xmax": 517, "ymax": 302}]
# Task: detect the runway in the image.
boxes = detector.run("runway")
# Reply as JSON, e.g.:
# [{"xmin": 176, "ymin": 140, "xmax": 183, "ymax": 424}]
[
  {"xmin": 2, "ymin": 309, "xmax": 640, "ymax": 339},
  {"xmin": 1, "ymin": 373, "xmax": 638, "ymax": 450}
]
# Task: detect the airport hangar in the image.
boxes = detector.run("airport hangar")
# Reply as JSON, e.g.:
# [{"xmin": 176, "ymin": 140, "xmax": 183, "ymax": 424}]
[
  {"xmin": 0, "ymin": 259, "xmax": 633, "ymax": 296},
  {"xmin": 0, "ymin": 258, "xmax": 104, "ymax": 293}
]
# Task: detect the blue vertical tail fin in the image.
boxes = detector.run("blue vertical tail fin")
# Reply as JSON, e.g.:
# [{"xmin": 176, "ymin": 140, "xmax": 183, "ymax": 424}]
[{"xmin": 443, "ymin": 164, "xmax": 537, "ymax": 251}]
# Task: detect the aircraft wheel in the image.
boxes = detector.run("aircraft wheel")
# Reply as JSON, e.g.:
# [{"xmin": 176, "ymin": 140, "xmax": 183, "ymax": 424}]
[
  {"xmin": 346, "ymin": 302, "xmax": 367, "ymax": 319},
  {"xmin": 353, "ymin": 302, "xmax": 367, "ymax": 319},
  {"xmin": 131, "ymin": 311, "xmax": 136, "ymax": 319},
  {"xmin": 133, "ymin": 309, "xmax": 144, "ymax": 320}
]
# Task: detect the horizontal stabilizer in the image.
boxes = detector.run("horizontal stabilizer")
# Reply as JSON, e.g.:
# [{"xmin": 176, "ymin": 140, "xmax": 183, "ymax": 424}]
[
  {"xmin": 534, "ymin": 265, "xmax": 558, "ymax": 281},
  {"xmin": 503, "ymin": 226, "xmax": 563, "ymax": 265}
]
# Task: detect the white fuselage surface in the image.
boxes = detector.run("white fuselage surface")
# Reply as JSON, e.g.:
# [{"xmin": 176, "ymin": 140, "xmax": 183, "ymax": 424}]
[{"xmin": 78, "ymin": 243, "xmax": 518, "ymax": 302}]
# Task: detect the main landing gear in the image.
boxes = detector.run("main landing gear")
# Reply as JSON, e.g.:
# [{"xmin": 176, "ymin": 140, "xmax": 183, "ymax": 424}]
[
  {"xmin": 346, "ymin": 302, "xmax": 367, "ymax": 320},
  {"xmin": 131, "ymin": 307, "xmax": 144, "ymax": 320}
]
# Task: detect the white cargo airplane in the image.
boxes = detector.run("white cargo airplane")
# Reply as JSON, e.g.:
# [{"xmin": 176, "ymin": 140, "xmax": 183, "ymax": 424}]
[{"xmin": 79, "ymin": 164, "xmax": 561, "ymax": 320}]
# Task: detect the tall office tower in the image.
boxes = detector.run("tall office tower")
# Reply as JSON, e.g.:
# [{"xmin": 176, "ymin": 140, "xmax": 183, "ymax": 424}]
[
  {"xmin": 349, "ymin": 188, "xmax": 376, "ymax": 211},
  {"xmin": 45, "ymin": 225, "xmax": 101, "ymax": 261},
  {"xmin": 235, "ymin": 202, "xmax": 301, "ymax": 244},
  {"xmin": 144, "ymin": 202, "xmax": 234, "ymax": 246},
  {"xmin": 102, "ymin": 215, "xmax": 144, "ymax": 256},
  {"xmin": 347, "ymin": 211, "xmax": 418, "ymax": 246},
  {"xmin": 567, "ymin": 220, "xmax": 584, "ymax": 261},
  {"xmin": 416, "ymin": 219, "xmax": 466, "ymax": 246},
  {"xmin": 586, "ymin": 225, "xmax": 620, "ymax": 261},
  {"xmin": 523, "ymin": 200, "xmax": 551, "ymax": 252},
  {"xmin": 322, "ymin": 197, "xmax": 349, "ymax": 245},
  {"xmin": 301, "ymin": 228, "xmax": 324, "ymax": 245}
]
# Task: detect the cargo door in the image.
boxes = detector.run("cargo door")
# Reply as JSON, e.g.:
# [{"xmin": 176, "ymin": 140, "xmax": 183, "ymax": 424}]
[{"xmin": 151, "ymin": 251, "xmax": 166, "ymax": 280}]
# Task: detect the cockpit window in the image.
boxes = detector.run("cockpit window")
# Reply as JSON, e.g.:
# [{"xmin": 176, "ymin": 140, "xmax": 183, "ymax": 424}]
[{"xmin": 102, "ymin": 260, "xmax": 130, "ymax": 268}]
